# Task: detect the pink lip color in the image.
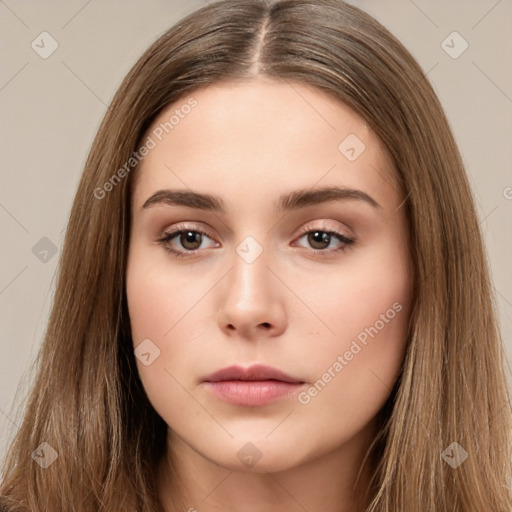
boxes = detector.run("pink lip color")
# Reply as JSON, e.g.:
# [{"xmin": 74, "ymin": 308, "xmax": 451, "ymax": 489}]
[
  {"xmin": 204, "ymin": 380, "xmax": 304, "ymax": 407},
  {"xmin": 203, "ymin": 364, "xmax": 305, "ymax": 407}
]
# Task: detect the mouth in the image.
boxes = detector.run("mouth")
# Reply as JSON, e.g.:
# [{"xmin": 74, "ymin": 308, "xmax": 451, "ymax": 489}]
[{"xmin": 203, "ymin": 364, "xmax": 306, "ymax": 407}]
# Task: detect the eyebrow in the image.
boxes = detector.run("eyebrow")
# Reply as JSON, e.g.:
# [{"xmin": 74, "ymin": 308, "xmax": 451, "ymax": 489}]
[{"xmin": 141, "ymin": 185, "xmax": 381, "ymax": 212}]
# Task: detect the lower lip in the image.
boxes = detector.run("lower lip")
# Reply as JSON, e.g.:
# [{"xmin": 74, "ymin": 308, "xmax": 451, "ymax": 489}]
[{"xmin": 204, "ymin": 380, "xmax": 304, "ymax": 407}]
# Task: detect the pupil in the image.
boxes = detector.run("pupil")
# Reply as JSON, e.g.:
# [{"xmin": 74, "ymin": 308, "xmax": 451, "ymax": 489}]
[
  {"xmin": 183, "ymin": 231, "xmax": 201, "ymax": 249},
  {"xmin": 310, "ymin": 231, "xmax": 329, "ymax": 249}
]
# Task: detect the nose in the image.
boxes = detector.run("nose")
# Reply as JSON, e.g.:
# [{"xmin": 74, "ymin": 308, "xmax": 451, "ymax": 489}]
[{"xmin": 216, "ymin": 244, "xmax": 287, "ymax": 340}]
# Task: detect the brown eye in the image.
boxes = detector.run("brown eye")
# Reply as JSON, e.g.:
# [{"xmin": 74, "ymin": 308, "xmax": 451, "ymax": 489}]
[
  {"xmin": 307, "ymin": 231, "xmax": 333, "ymax": 250},
  {"xmin": 293, "ymin": 224, "xmax": 355, "ymax": 258},
  {"xmin": 177, "ymin": 231, "xmax": 203, "ymax": 251},
  {"xmin": 157, "ymin": 224, "xmax": 218, "ymax": 258}
]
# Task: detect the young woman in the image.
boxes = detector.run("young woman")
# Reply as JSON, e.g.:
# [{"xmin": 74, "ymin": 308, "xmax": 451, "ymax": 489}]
[{"xmin": 1, "ymin": 0, "xmax": 511, "ymax": 510}]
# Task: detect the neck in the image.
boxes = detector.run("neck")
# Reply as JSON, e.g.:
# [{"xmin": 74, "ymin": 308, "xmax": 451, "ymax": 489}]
[{"xmin": 157, "ymin": 421, "xmax": 377, "ymax": 512}]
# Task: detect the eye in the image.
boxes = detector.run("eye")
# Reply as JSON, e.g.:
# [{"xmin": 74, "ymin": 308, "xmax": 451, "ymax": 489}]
[
  {"xmin": 157, "ymin": 221, "xmax": 355, "ymax": 259},
  {"xmin": 293, "ymin": 222, "xmax": 355, "ymax": 257},
  {"xmin": 157, "ymin": 223, "xmax": 217, "ymax": 258}
]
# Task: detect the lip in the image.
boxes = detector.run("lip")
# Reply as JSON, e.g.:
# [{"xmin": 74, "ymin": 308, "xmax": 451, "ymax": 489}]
[
  {"xmin": 203, "ymin": 364, "xmax": 305, "ymax": 407},
  {"xmin": 203, "ymin": 364, "xmax": 302, "ymax": 384}
]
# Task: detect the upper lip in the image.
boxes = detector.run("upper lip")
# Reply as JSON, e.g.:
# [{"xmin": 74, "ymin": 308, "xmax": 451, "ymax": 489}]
[{"xmin": 203, "ymin": 364, "xmax": 303, "ymax": 383}]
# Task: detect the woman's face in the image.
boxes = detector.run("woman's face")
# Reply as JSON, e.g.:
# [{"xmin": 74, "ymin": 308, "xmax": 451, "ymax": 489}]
[{"xmin": 126, "ymin": 78, "xmax": 412, "ymax": 473}]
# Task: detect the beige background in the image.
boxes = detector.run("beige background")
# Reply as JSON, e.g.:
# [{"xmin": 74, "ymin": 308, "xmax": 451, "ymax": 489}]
[{"xmin": 1, "ymin": 0, "xmax": 511, "ymax": 461}]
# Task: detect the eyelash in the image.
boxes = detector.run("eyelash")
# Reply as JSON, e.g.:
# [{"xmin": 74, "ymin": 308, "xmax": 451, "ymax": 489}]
[{"xmin": 157, "ymin": 222, "xmax": 355, "ymax": 259}]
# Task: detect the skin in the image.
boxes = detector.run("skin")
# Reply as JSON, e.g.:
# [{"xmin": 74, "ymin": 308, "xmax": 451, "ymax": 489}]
[{"xmin": 126, "ymin": 77, "xmax": 413, "ymax": 512}]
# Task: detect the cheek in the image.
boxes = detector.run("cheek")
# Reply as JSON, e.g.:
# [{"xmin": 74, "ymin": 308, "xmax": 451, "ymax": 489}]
[
  {"xmin": 125, "ymin": 244, "xmax": 212, "ymax": 411},
  {"xmin": 126, "ymin": 270, "xmax": 173, "ymax": 343},
  {"xmin": 295, "ymin": 239, "xmax": 411, "ymax": 425},
  {"xmin": 126, "ymin": 242, "xmax": 204, "ymax": 344},
  {"xmin": 302, "ymin": 237, "xmax": 410, "ymax": 345},
  {"xmin": 296, "ymin": 307, "xmax": 408, "ymax": 444}
]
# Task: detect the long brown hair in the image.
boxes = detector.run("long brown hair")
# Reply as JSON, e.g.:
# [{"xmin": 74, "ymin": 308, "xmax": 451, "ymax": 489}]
[{"xmin": 1, "ymin": 1, "xmax": 511, "ymax": 510}]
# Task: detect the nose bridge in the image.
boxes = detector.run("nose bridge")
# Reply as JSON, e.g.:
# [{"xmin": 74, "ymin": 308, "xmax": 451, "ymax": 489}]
[
  {"xmin": 230, "ymin": 235, "xmax": 271, "ymax": 306},
  {"xmin": 217, "ymin": 234, "xmax": 286, "ymax": 338}
]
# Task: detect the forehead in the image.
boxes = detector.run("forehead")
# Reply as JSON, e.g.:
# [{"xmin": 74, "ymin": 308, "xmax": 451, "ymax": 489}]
[{"xmin": 131, "ymin": 78, "xmax": 400, "ymax": 211}]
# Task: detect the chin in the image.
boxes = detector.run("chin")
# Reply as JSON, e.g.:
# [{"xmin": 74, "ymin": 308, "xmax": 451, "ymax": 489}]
[{"xmin": 198, "ymin": 437, "xmax": 309, "ymax": 474}]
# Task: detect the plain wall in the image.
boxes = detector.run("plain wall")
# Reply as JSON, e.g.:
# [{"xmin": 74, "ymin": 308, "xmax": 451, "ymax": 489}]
[{"xmin": 1, "ymin": 0, "xmax": 511, "ymax": 461}]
